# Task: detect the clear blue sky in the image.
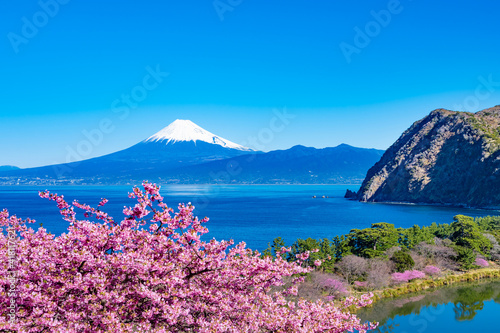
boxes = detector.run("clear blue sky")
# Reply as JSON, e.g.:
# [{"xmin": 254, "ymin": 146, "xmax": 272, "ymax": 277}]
[{"xmin": 1, "ymin": 0, "xmax": 499, "ymax": 168}]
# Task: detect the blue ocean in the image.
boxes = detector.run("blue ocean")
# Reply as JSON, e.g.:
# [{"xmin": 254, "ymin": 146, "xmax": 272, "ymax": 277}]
[{"xmin": 0, "ymin": 184, "xmax": 496, "ymax": 251}]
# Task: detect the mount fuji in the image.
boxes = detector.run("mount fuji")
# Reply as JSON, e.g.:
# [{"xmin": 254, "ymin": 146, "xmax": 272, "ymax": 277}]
[
  {"xmin": 0, "ymin": 119, "xmax": 385, "ymax": 185},
  {"xmin": 0, "ymin": 120, "xmax": 256, "ymax": 183},
  {"xmin": 145, "ymin": 119, "xmax": 250, "ymax": 150}
]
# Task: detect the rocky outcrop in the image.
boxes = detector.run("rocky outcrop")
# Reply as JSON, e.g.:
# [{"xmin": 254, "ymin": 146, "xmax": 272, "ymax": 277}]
[
  {"xmin": 344, "ymin": 189, "xmax": 358, "ymax": 199},
  {"xmin": 357, "ymin": 106, "xmax": 500, "ymax": 209}
]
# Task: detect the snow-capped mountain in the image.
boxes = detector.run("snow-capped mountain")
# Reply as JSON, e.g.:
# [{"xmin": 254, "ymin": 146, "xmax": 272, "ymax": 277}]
[
  {"xmin": 0, "ymin": 119, "xmax": 256, "ymax": 182},
  {"xmin": 0, "ymin": 119, "xmax": 385, "ymax": 185},
  {"xmin": 145, "ymin": 119, "xmax": 251, "ymax": 151}
]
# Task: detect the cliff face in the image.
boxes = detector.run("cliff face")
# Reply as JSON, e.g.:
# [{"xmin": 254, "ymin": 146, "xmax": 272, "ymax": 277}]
[{"xmin": 357, "ymin": 106, "xmax": 500, "ymax": 209}]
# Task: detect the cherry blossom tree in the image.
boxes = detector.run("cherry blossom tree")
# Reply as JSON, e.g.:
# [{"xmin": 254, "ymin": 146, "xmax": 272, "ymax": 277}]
[{"xmin": 1, "ymin": 182, "xmax": 376, "ymax": 332}]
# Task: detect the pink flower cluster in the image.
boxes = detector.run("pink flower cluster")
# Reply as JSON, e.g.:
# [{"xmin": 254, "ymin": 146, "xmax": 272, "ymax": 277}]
[
  {"xmin": 323, "ymin": 278, "xmax": 348, "ymax": 294},
  {"xmin": 391, "ymin": 270, "xmax": 426, "ymax": 283},
  {"xmin": 475, "ymin": 258, "xmax": 489, "ymax": 267},
  {"xmin": 354, "ymin": 281, "xmax": 368, "ymax": 288},
  {"xmin": 424, "ymin": 265, "xmax": 441, "ymax": 276},
  {"xmin": 0, "ymin": 182, "xmax": 377, "ymax": 332}
]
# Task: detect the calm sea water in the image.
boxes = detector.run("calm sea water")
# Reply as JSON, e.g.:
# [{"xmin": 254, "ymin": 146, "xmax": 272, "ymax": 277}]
[
  {"xmin": 358, "ymin": 280, "xmax": 500, "ymax": 333},
  {"xmin": 0, "ymin": 185, "xmax": 497, "ymax": 251}
]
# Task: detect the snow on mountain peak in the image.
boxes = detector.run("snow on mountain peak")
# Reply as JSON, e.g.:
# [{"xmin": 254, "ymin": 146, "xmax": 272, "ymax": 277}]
[{"xmin": 145, "ymin": 119, "xmax": 251, "ymax": 150}]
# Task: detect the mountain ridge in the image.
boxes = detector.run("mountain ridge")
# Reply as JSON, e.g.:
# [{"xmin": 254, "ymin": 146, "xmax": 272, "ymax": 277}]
[
  {"xmin": 355, "ymin": 106, "xmax": 500, "ymax": 209},
  {"xmin": 158, "ymin": 143, "xmax": 384, "ymax": 184},
  {"xmin": 0, "ymin": 120, "xmax": 384, "ymax": 185},
  {"xmin": 0, "ymin": 120, "xmax": 254, "ymax": 183},
  {"xmin": 0, "ymin": 165, "xmax": 20, "ymax": 172}
]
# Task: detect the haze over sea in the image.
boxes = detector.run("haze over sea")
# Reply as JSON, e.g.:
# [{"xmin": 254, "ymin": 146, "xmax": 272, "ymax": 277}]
[{"xmin": 1, "ymin": 184, "xmax": 495, "ymax": 251}]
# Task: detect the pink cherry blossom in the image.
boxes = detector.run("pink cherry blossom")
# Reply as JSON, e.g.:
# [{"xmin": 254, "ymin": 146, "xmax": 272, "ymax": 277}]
[
  {"xmin": 0, "ymin": 181, "xmax": 377, "ymax": 332},
  {"xmin": 424, "ymin": 265, "xmax": 441, "ymax": 276},
  {"xmin": 392, "ymin": 270, "xmax": 426, "ymax": 283},
  {"xmin": 475, "ymin": 258, "xmax": 489, "ymax": 267},
  {"xmin": 354, "ymin": 281, "xmax": 368, "ymax": 288}
]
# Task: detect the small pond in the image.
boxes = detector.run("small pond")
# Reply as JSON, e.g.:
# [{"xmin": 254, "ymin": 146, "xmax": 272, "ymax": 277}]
[{"xmin": 357, "ymin": 279, "xmax": 500, "ymax": 333}]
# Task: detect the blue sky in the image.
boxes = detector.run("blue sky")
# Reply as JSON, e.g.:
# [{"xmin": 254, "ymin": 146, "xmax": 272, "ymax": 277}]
[{"xmin": 1, "ymin": 0, "xmax": 499, "ymax": 168}]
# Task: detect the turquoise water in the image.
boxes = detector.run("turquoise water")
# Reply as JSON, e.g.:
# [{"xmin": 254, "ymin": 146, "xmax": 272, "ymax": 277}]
[
  {"xmin": 0, "ymin": 185, "xmax": 497, "ymax": 250},
  {"xmin": 358, "ymin": 280, "xmax": 500, "ymax": 333}
]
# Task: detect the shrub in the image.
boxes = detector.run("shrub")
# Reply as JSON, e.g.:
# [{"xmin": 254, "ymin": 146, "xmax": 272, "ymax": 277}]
[
  {"xmin": 455, "ymin": 246, "xmax": 477, "ymax": 270},
  {"xmin": 416, "ymin": 241, "xmax": 457, "ymax": 270},
  {"xmin": 0, "ymin": 182, "xmax": 377, "ymax": 332},
  {"xmin": 365, "ymin": 258, "xmax": 392, "ymax": 289},
  {"xmin": 322, "ymin": 278, "xmax": 348, "ymax": 298},
  {"xmin": 391, "ymin": 270, "xmax": 426, "ymax": 283},
  {"xmin": 391, "ymin": 250, "xmax": 415, "ymax": 272},
  {"xmin": 410, "ymin": 250, "xmax": 427, "ymax": 270},
  {"xmin": 354, "ymin": 281, "xmax": 368, "ymax": 288},
  {"xmin": 475, "ymin": 258, "xmax": 489, "ymax": 267},
  {"xmin": 311, "ymin": 272, "xmax": 349, "ymax": 299},
  {"xmin": 424, "ymin": 265, "xmax": 441, "ymax": 276},
  {"xmin": 484, "ymin": 233, "xmax": 500, "ymax": 261},
  {"xmin": 336, "ymin": 255, "xmax": 368, "ymax": 284}
]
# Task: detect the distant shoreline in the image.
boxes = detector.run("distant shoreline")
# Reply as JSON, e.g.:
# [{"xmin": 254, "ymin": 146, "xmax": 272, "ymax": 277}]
[
  {"xmin": 363, "ymin": 199, "xmax": 500, "ymax": 212},
  {"xmin": 0, "ymin": 183, "xmax": 363, "ymax": 187}
]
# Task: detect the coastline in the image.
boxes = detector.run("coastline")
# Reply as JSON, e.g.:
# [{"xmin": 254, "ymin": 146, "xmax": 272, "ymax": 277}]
[
  {"xmin": 362, "ymin": 199, "xmax": 500, "ymax": 212},
  {"xmin": 355, "ymin": 267, "xmax": 500, "ymax": 306}
]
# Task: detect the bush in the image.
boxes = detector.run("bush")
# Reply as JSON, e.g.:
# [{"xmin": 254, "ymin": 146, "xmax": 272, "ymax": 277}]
[
  {"xmin": 424, "ymin": 265, "xmax": 441, "ymax": 276},
  {"xmin": 0, "ymin": 182, "xmax": 377, "ymax": 332},
  {"xmin": 307, "ymin": 272, "xmax": 350, "ymax": 300},
  {"xmin": 391, "ymin": 270, "xmax": 426, "ymax": 283},
  {"xmin": 354, "ymin": 281, "xmax": 368, "ymax": 288},
  {"xmin": 365, "ymin": 258, "xmax": 392, "ymax": 289},
  {"xmin": 391, "ymin": 250, "xmax": 415, "ymax": 272},
  {"xmin": 455, "ymin": 246, "xmax": 477, "ymax": 270},
  {"xmin": 322, "ymin": 278, "xmax": 348, "ymax": 299},
  {"xmin": 484, "ymin": 233, "xmax": 500, "ymax": 261},
  {"xmin": 475, "ymin": 258, "xmax": 489, "ymax": 267},
  {"xmin": 336, "ymin": 255, "xmax": 368, "ymax": 284},
  {"xmin": 410, "ymin": 250, "xmax": 427, "ymax": 270},
  {"xmin": 416, "ymin": 241, "xmax": 457, "ymax": 270}
]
